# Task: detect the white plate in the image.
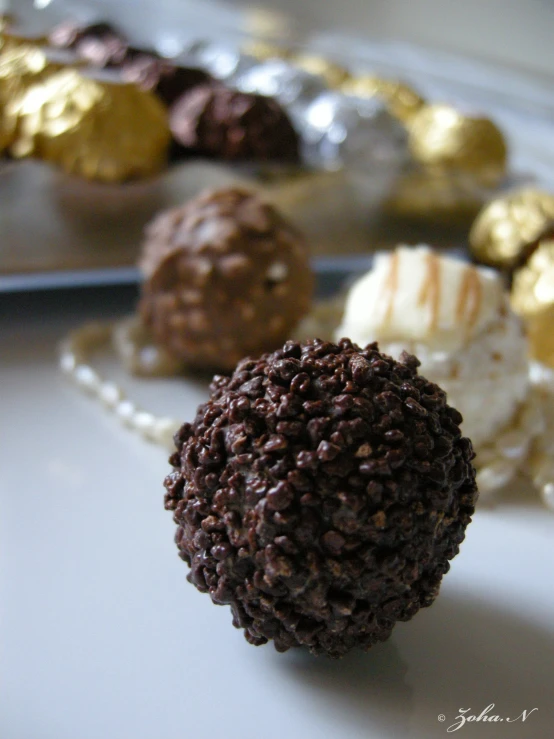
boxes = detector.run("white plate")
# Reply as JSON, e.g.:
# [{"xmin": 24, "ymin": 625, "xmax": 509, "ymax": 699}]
[{"xmin": 2, "ymin": 286, "xmax": 553, "ymax": 739}]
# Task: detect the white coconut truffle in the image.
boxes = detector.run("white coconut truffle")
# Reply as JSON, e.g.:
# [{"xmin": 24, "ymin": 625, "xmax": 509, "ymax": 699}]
[{"xmin": 336, "ymin": 245, "xmax": 529, "ymax": 448}]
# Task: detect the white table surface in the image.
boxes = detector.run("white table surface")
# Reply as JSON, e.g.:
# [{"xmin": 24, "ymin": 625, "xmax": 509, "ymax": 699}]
[{"xmin": 1, "ymin": 289, "xmax": 554, "ymax": 739}]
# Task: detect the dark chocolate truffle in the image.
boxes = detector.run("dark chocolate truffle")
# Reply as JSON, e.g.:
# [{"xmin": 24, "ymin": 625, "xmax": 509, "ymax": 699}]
[
  {"xmin": 139, "ymin": 188, "xmax": 313, "ymax": 370},
  {"xmin": 121, "ymin": 53, "xmax": 211, "ymax": 107},
  {"xmin": 165, "ymin": 339, "xmax": 478, "ymax": 657},
  {"xmin": 169, "ymin": 85, "xmax": 300, "ymax": 163},
  {"xmin": 49, "ymin": 21, "xmax": 129, "ymax": 67},
  {"xmin": 48, "ymin": 20, "xmax": 85, "ymax": 49}
]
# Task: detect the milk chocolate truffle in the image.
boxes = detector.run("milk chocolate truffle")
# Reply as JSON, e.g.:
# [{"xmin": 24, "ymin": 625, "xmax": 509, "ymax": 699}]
[
  {"xmin": 121, "ymin": 53, "xmax": 211, "ymax": 107},
  {"xmin": 169, "ymin": 85, "xmax": 300, "ymax": 163},
  {"xmin": 165, "ymin": 338, "xmax": 478, "ymax": 657},
  {"xmin": 139, "ymin": 188, "xmax": 313, "ymax": 370}
]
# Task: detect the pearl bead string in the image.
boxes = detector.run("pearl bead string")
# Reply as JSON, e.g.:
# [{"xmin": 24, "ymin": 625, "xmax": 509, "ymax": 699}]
[
  {"xmin": 59, "ymin": 320, "xmax": 180, "ymax": 450},
  {"xmin": 59, "ymin": 315, "xmax": 554, "ymax": 510}
]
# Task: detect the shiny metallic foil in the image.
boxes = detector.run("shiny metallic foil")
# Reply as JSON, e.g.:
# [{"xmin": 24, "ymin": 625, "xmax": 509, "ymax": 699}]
[
  {"xmin": 511, "ymin": 240, "xmax": 554, "ymax": 367},
  {"xmin": 342, "ymin": 74, "xmax": 425, "ymax": 123},
  {"xmin": 0, "ymin": 43, "xmax": 68, "ymax": 153},
  {"xmin": 409, "ymin": 103, "xmax": 507, "ymax": 188},
  {"xmin": 11, "ymin": 69, "xmax": 171, "ymax": 181},
  {"xmin": 470, "ymin": 188, "xmax": 554, "ymax": 270},
  {"xmin": 291, "ymin": 54, "xmax": 350, "ymax": 88}
]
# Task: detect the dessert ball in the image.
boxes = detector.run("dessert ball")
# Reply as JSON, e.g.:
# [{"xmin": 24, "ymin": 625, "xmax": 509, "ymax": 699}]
[
  {"xmin": 164, "ymin": 338, "xmax": 478, "ymax": 657},
  {"xmin": 49, "ymin": 21, "xmax": 129, "ymax": 67},
  {"xmin": 12, "ymin": 69, "xmax": 170, "ymax": 180},
  {"xmin": 121, "ymin": 54, "xmax": 211, "ymax": 108},
  {"xmin": 336, "ymin": 246, "xmax": 529, "ymax": 451},
  {"xmin": 139, "ymin": 188, "xmax": 313, "ymax": 370},
  {"xmin": 169, "ymin": 85, "xmax": 300, "ymax": 163}
]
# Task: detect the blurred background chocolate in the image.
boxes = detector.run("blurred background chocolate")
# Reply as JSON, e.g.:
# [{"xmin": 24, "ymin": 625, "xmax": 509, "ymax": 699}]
[
  {"xmin": 139, "ymin": 187, "xmax": 313, "ymax": 370},
  {"xmin": 470, "ymin": 188, "xmax": 554, "ymax": 271},
  {"xmin": 408, "ymin": 104, "xmax": 508, "ymax": 189},
  {"xmin": 0, "ymin": 43, "xmax": 72, "ymax": 156},
  {"xmin": 49, "ymin": 20, "xmax": 130, "ymax": 67},
  {"xmin": 169, "ymin": 85, "xmax": 300, "ymax": 163},
  {"xmin": 121, "ymin": 53, "xmax": 211, "ymax": 107},
  {"xmin": 2, "ymin": 2, "xmax": 554, "ymax": 285},
  {"xmin": 11, "ymin": 68, "xmax": 170, "ymax": 180}
]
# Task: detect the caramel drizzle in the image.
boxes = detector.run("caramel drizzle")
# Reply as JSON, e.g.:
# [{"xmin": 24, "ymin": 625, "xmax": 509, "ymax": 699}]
[
  {"xmin": 379, "ymin": 250, "xmax": 400, "ymax": 325},
  {"xmin": 456, "ymin": 264, "xmax": 482, "ymax": 337},
  {"xmin": 418, "ymin": 252, "xmax": 441, "ymax": 333}
]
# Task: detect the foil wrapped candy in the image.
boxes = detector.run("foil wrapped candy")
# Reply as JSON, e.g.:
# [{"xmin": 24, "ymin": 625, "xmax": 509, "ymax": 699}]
[
  {"xmin": 234, "ymin": 54, "xmax": 409, "ymax": 181},
  {"xmin": 512, "ymin": 238, "xmax": 554, "ymax": 369},
  {"xmin": 0, "ymin": 42, "xmax": 73, "ymax": 153},
  {"xmin": 470, "ymin": 188, "xmax": 554, "ymax": 370},
  {"xmin": 9, "ymin": 68, "xmax": 170, "ymax": 180},
  {"xmin": 386, "ymin": 103, "xmax": 508, "ymax": 222},
  {"xmin": 470, "ymin": 187, "xmax": 554, "ymax": 270}
]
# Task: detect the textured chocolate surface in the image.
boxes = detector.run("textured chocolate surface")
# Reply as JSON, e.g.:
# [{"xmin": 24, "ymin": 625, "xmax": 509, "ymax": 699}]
[
  {"xmin": 139, "ymin": 188, "xmax": 313, "ymax": 370},
  {"xmin": 169, "ymin": 85, "xmax": 300, "ymax": 163},
  {"xmin": 165, "ymin": 339, "xmax": 478, "ymax": 657},
  {"xmin": 121, "ymin": 54, "xmax": 211, "ymax": 107}
]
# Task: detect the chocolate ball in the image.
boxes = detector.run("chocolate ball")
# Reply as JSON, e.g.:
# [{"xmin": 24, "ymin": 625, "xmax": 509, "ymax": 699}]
[
  {"xmin": 164, "ymin": 339, "xmax": 478, "ymax": 657},
  {"xmin": 48, "ymin": 20, "xmax": 85, "ymax": 49},
  {"xmin": 121, "ymin": 53, "xmax": 211, "ymax": 107},
  {"xmin": 169, "ymin": 85, "xmax": 300, "ymax": 163},
  {"xmin": 139, "ymin": 188, "xmax": 314, "ymax": 370},
  {"xmin": 49, "ymin": 21, "xmax": 129, "ymax": 67}
]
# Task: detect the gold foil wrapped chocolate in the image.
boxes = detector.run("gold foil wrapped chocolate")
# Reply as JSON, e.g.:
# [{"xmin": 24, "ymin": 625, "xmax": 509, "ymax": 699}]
[
  {"xmin": 291, "ymin": 53, "xmax": 350, "ymax": 88},
  {"xmin": 11, "ymin": 68, "xmax": 171, "ymax": 181},
  {"xmin": 408, "ymin": 103, "xmax": 507, "ymax": 188},
  {"xmin": 470, "ymin": 188, "xmax": 554, "ymax": 270},
  {"xmin": 342, "ymin": 74, "xmax": 425, "ymax": 123},
  {"xmin": 0, "ymin": 43, "xmax": 67, "ymax": 152},
  {"xmin": 511, "ymin": 239, "xmax": 554, "ymax": 367}
]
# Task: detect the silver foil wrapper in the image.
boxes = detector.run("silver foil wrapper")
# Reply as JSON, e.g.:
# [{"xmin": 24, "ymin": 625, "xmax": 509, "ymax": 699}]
[{"xmin": 298, "ymin": 91, "xmax": 409, "ymax": 174}]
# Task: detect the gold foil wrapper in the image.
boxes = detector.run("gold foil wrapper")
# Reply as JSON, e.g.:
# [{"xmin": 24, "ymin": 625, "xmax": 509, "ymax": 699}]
[
  {"xmin": 0, "ymin": 43, "xmax": 68, "ymax": 152},
  {"xmin": 408, "ymin": 103, "xmax": 507, "ymax": 188},
  {"xmin": 342, "ymin": 74, "xmax": 425, "ymax": 123},
  {"xmin": 512, "ymin": 240, "xmax": 554, "ymax": 367},
  {"xmin": 11, "ymin": 68, "xmax": 170, "ymax": 181},
  {"xmin": 470, "ymin": 188, "xmax": 554, "ymax": 270},
  {"xmin": 512, "ymin": 239, "xmax": 554, "ymax": 317},
  {"xmin": 291, "ymin": 54, "xmax": 350, "ymax": 88}
]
